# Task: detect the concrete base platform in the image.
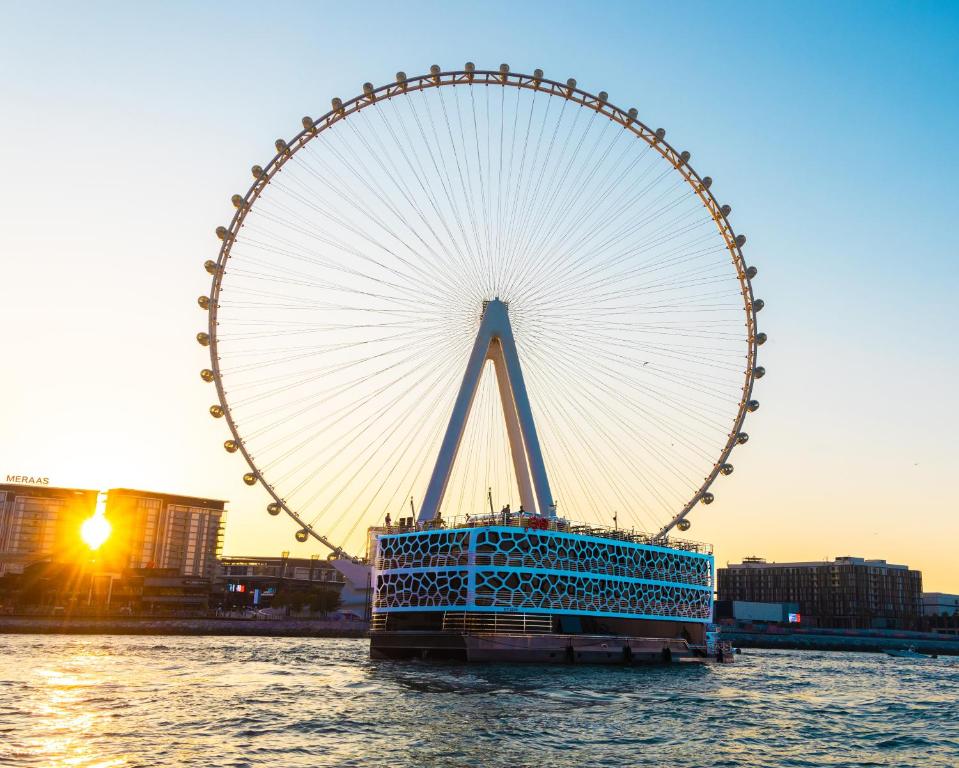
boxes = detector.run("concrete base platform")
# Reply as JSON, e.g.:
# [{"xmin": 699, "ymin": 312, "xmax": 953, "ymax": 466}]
[{"xmin": 371, "ymin": 631, "xmax": 731, "ymax": 664}]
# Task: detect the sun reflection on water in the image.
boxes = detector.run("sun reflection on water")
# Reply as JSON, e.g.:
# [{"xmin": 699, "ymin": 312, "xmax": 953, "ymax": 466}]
[{"xmin": 23, "ymin": 664, "xmax": 129, "ymax": 768}]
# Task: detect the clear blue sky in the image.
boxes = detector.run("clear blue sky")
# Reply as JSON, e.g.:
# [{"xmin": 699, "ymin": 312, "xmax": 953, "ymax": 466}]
[{"xmin": 1, "ymin": 1, "xmax": 957, "ymax": 587}]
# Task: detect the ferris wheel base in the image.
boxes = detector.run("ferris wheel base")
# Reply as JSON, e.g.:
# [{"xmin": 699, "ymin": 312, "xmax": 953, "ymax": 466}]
[
  {"xmin": 369, "ymin": 521, "xmax": 729, "ymax": 664},
  {"xmin": 369, "ymin": 629, "xmax": 731, "ymax": 665}
]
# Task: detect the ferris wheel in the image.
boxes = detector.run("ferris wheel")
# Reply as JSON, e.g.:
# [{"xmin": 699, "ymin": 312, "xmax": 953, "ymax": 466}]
[{"xmin": 196, "ymin": 64, "xmax": 765, "ymax": 559}]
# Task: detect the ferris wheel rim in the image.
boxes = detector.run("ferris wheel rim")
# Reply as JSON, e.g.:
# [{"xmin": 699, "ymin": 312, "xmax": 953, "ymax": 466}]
[{"xmin": 201, "ymin": 65, "xmax": 762, "ymax": 554}]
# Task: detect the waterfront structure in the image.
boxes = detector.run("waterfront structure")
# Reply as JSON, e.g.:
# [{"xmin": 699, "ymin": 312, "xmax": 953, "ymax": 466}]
[
  {"xmin": 217, "ymin": 554, "xmax": 346, "ymax": 612},
  {"xmin": 717, "ymin": 556, "xmax": 923, "ymax": 630},
  {"xmin": 111, "ymin": 568, "xmax": 213, "ymax": 613},
  {"xmin": 713, "ymin": 599, "xmax": 800, "ymax": 623},
  {"xmin": 922, "ymin": 592, "xmax": 959, "ymax": 617},
  {"xmin": 0, "ymin": 484, "xmax": 225, "ymax": 579},
  {"xmin": 0, "ymin": 484, "xmax": 98, "ymax": 575}
]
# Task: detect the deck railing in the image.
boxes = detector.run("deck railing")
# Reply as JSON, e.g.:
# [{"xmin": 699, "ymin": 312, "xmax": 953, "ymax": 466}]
[{"xmin": 369, "ymin": 512, "xmax": 712, "ymax": 555}]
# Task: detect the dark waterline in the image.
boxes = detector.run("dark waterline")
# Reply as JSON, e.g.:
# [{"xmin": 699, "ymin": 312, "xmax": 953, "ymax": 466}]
[{"xmin": 1, "ymin": 635, "xmax": 957, "ymax": 767}]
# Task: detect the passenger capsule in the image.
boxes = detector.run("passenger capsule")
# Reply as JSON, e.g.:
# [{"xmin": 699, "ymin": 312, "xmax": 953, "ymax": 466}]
[
  {"xmin": 215, "ymin": 226, "xmax": 229, "ymax": 240},
  {"xmin": 747, "ymin": 400, "xmax": 760, "ymax": 412},
  {"xmin": 736, "ymin": 234, "xmax": 747, "ymax": 247},
  {"xmin": 200, "ymin": 368, "xmax": 215, "ymax": 382},
  {"xmin": 752, "ymin": 299, "xmax": 765, "ymax": 312},
  {"xmin": 701, "ymin": 176, "xmax": 712, "ymax": 189},
  {"xmin": 198, "ymin": 295, "xmax": 210, "ymax": 310},
  {"xmin": 597, "ymin": 91, "xmax": 608, "ymax": 103},
  {"xmin": 499, "ymin": 63, "xmax": 509, "ymax": 74},
  {"xmin": 251, "ymin": 164, "xmax": 264, "ymax": 179},
  {"xmin": 627, "ymin": 107, "xmax": 638, "ymax": 120},
  {"xmin": 363, "ymin": 82, "xmax": 374, "ymax": 96},
  {"xmin": 720, "ymin": 463, "xmax": 734, "ymax": 476},
  {"xmin": 721, "ymin": 204, "xmax": 732, "ymax": 216},
  {"xmin": 736, "ymin": 432, "xmax": 750, "ymax": 445},
  {"xmin": 746, "ymin": 266, "xmax": 758, "ymax": 279},
  {"xmin": 533, "ymin": 68, "xmax": 544, "ymax": 80},
  {"xmin": 754, "ymin": 366, "xmax": 766, "ymax": 378},
  {"xmin": 395, "ymin": 71, "xmax": 407, "ymax": 84},
  {"xmin": 274, "ymin": 139, "xmax": 288, "ymax": 154},
  {"xmin": 755, "ymin": 332, "xmax": 768, "ymax": 345},
  {"xmin": 295, "ymin": 529, "xmax": 309, "ymax": 543},
  {"xmin": 465, "ymin": 62, "xmax": 476, "ymax": 73},
  {"xmin": 209, "ymin": 405, "xmax": 224, "ymax": 418},
  {"xmin": 677, "ymin": 519, "xmax": 691, "ymax": 532},
  {"xmin": 331, "ymin": 97, "xmax": 343, "ymax": 111},
  {"xmin": 231, "ymin": 194, "xmax": 246, "ymax": 209},
  {"xmin": 196, "ymin": 332, "xmax": 210, "ymax": 346},
  {"xmin": 243, "ymin": 472, "xmax": 258, "ymax": 486},
  {"xmin": 204, "ymin": 260, "xmax": 218, "ymax": 275},
  {"xmin": 224, "ymin": 439, "xmax": 238, "ymax": 453},
  {"xmin": 680, "ymin": 151, "xmax": 690, "ymax": 163},
  {"xmin": 567, "ymin": 78, "xmax": 577, "ymax": 89},
  {"xmin": 430, "ymin": 65, "xmax": 441, "ymax": 75},
  {"xmin": 701, "ymin": 492, "xmax": 715, "ymax": 505},
  {"xmin": 655, "ymin": 128, "xmax": 666, "ymax": 139},
  {"xmin": 301, "ymin": 116, "xmax": 315, "ymax": 131},
  {"xmin": 267, "ymin": 502, "xmax": 281, "ymax": 516}
]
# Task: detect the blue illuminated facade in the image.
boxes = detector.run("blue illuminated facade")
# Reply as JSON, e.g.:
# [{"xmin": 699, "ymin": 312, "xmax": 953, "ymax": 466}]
[{"xmin": 372, "ymin": 525, "xmax": 714, "ymax": 624}]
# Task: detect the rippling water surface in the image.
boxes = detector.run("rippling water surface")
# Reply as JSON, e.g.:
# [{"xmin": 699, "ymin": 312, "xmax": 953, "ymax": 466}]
[{"xmin": 1, "ymin": 635, "xmax": 957, "ymax": 767}]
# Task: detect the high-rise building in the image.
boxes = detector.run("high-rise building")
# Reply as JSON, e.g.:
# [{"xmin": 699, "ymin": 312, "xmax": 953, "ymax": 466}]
[
  {"xmin": 104, "ymin": 489, "xmax": 225, "ymax": 578},
  {"xmin": 717, "ymin": 556, "xmax": 923, "ymax": 630},
  {"xmin": 0, "ymin": 484, "xmax": 98, "ymax": 575},
  {"xmin": 0, "ymin": 484, "xmax": 225, "ymax": 578}
]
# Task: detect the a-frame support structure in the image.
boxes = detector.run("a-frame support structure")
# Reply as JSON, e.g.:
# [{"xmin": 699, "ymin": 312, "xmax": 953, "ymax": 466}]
[{"xmin": 418, "ymin": 299, "xmax": 554, "ymax": 522}]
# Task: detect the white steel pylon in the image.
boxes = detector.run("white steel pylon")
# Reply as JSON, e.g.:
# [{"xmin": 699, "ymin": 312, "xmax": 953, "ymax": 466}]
[{"xmin": 418, "ymin": 299, "xmax": 554, "ymax": 522}]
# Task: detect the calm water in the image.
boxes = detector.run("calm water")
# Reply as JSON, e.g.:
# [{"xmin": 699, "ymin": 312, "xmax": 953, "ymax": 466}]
[{"xmin": 0, "ymin": 635, "xmax": 957, "ymax": 767}]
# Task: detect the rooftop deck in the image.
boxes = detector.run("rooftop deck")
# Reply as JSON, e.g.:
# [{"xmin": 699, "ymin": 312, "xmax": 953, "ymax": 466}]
[{"xmin": 368, "ymin": 512, "xmax": 712, "ymax": 556}]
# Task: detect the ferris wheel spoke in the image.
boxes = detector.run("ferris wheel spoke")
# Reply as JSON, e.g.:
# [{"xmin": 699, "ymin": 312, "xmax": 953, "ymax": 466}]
[{"xmin": 296, "ymin": 364, "xmax": 463, "ymax": 531}]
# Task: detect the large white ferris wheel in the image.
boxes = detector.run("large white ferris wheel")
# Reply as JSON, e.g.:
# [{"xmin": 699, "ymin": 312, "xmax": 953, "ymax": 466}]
[{"xmin": 197, "ymin": 64, "xmax": 766, "ymax": 559}]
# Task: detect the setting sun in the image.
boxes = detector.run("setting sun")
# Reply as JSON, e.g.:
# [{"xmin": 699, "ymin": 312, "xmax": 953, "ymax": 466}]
[{"xmin": 80, "ymin": 513, "xmax": 111, "ymax": 551}]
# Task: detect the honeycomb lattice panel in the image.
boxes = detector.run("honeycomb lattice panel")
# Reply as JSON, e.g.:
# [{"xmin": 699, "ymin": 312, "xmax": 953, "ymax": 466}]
[
  {"xmin": 375, "ymin": 569, "xmax": 469, "ymax": 609},
  {"xmin": 371, "ymin": 526, "xmax": 713, "ymax": 622},
  {"xmin": 473, "ymin": 570, "xmax": 711, "ymax": 619},
  {"xmin": 474, "ymin": 529, "xmax": 711, "ymax": 586},
  {"xmin": 375, "ymin": 529, "xmax": 470, "ymax": 570}
]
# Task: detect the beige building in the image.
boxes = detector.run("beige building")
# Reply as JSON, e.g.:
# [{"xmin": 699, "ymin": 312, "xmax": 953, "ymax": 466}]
[
  {"xmin": 0, "ymin": 484, "xmax": 225, "ymax": 578},
  {"xmin": 0, "ymin": 485, "xmax": 98, "ymax": 575}
]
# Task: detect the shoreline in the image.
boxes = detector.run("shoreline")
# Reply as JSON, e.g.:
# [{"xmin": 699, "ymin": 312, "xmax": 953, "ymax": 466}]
[
  {"xmin": 721, "ymin": 628, "xmax": 959, "ymax": 656},
  {"xmin": 0, "ymin": 616, "xmax": 369, "ymax": 638}
]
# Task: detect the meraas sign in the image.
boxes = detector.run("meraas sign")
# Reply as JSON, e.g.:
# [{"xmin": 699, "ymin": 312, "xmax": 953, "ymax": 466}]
[{"xmin": 5, "ymin": 474, "xmax": 51, "ymax": 486}]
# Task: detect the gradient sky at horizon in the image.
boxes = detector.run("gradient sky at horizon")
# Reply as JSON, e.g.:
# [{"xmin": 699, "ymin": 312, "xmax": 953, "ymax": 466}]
[{"xmin": 1, "ymin": 2, "xmax": 957, "ymax": 589}]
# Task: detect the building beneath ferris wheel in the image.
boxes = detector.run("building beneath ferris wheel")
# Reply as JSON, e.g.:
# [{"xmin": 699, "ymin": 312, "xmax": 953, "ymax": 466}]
[{"xmin": 367, "ymin": 514, "xmax": 725, "ymax": 663}]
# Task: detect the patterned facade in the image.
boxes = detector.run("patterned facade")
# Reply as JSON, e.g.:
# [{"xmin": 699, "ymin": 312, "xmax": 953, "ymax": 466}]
[{"xmin": 372, "ymin": 526, "xmax": 714, "ymax": 623}]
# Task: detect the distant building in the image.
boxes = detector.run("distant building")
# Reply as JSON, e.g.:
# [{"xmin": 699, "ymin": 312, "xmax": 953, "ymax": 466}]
[
  {"xmin": 922, "ymin": 592, "xmax": 959, "ymax": 617},
  {"xmin": 217, "ymin": 554, "xmax": 346, "ymax": 610},
  {"xmin": 0, "ymin": 484, "xmax": 225, "ymax": 579},
  {"xmin": 216, "ymin": 554, "xmax": 371, "ymax": 618},
  {"xmin": 717, "ymin": 556, "xmax": 923, "ymax": 630},
  {"xmin": 0, "ymin": 484, "xmax": 98, "ymax": 575},
  {"xmin": 713, "ymin": 600, "xmax": 800, "ymax": 624},
  {"xmin": 113, "ymin": 568, "xmax": 213, "ymax": 614}
]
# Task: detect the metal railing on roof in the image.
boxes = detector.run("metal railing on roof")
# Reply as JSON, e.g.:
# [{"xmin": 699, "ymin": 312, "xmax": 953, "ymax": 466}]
[{"xmin": 369, "ymin": 512, "xmax": 712, "ymax": 555}]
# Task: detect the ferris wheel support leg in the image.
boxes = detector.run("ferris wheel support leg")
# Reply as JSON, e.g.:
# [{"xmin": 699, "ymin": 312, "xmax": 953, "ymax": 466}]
[
  {"xmin": 495, "ymin": 312, "xmax": 555, "ymax": 518},
  {"xmin": 488, "ymin": 338, "xmax": 536, "ymax": 514},
  {"xmin": 418, "ymin": 317, "xmax": 493, "ymax": 523},
  {"xmin": 418, "ymin": 299, "xmax": 554, "ymax": 523}
]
